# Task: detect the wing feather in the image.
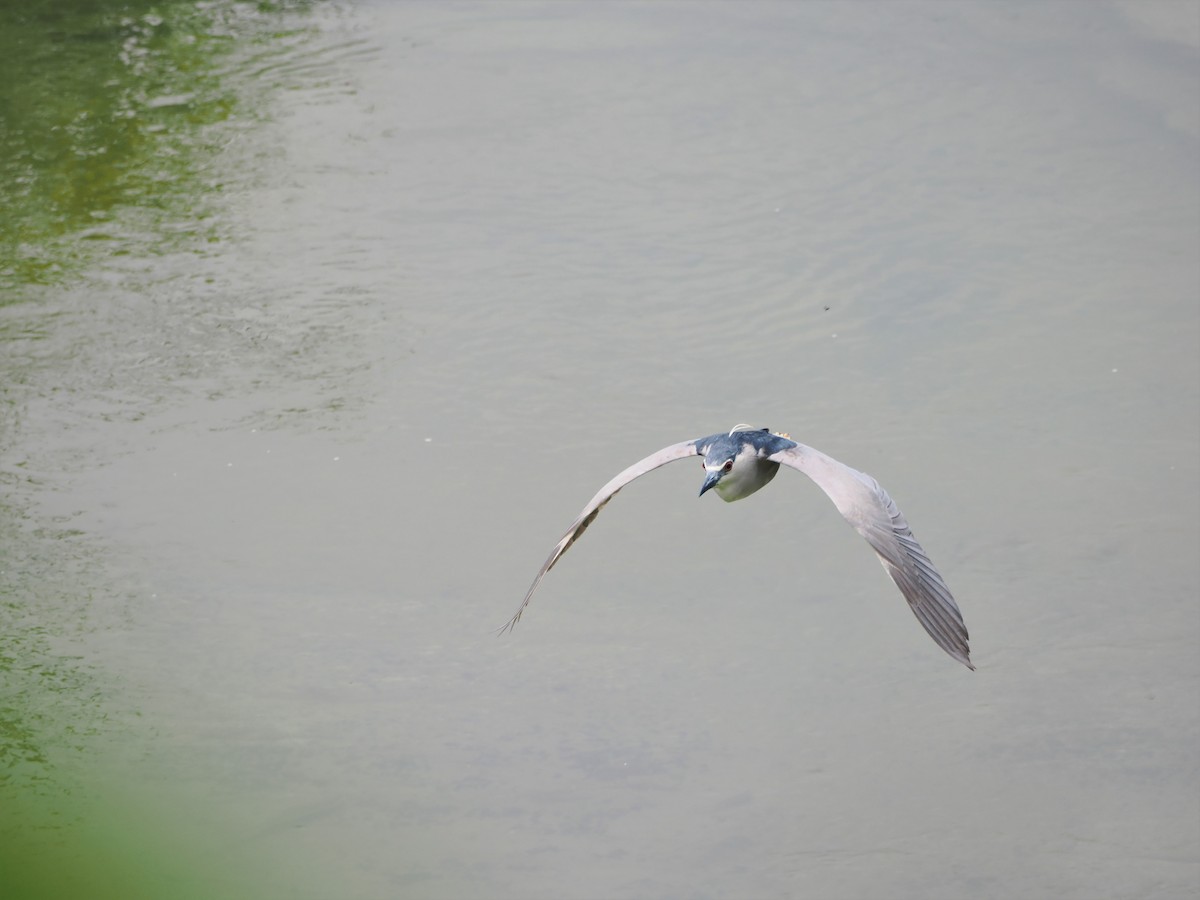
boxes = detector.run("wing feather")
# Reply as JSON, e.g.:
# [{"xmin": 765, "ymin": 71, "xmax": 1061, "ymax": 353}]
[
  {"xmin": 501, "ymin": 439, "xmax": 700, "ymax": 633},
  {"xmin": 770, "ymin": 444, "xmax": 973, "ymax": 669}
]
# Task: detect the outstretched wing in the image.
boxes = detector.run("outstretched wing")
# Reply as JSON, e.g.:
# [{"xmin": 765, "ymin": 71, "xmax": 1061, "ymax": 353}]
[
  {"xmin": 501, "ymin": 439, "xmax": 700, "ymax": 633},
  {"xmin": 770, "ymin": 444, "xmax": 973, "ymax": 669}
]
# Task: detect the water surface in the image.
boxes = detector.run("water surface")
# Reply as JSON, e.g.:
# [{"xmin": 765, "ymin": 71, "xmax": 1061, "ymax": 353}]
[{"xmin": 2, "ymin": 2, "xmax": 1197, "ymax": 898}]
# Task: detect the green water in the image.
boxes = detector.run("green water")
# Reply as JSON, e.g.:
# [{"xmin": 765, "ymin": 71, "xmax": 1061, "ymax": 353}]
[
  {"xmin": 1, "ymin": 2, "xmax": 320, "ymax": 896},
  {"xmin": 0, "ymin": 0, "xmax": 263, "ymax": 292}
]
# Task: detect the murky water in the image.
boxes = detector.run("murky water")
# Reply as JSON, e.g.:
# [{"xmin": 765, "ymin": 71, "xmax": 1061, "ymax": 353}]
[{"xmin": 3, "ymin": 2, "xmax": 1197, "ymax": 898}]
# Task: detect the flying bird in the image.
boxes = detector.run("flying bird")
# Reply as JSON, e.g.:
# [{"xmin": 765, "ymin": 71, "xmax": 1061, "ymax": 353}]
[{"xmin": 502, "ymin": 425, "xmax": 972, "ymax": 669}]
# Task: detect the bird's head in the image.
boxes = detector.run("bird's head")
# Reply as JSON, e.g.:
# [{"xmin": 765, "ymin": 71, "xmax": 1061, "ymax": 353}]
[
  {"xmin": 699, "ymin": 432, "xmax": 749, "ymax": 499},
  {"xmin": 699, "ymin": 452, "xmax": 736, "ymax": 497},
  {"xmin": 698, "ymin": 427, "xmax": 781, "ymax": 502}
]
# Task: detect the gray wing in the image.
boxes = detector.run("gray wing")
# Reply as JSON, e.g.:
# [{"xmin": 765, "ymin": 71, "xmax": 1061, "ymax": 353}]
[
  {"xmin": 770, "ymin": 444, "xmax": 973, "ymax": 670},
  {"xmin": 501, "ymin": 439, "xmax": 700, "ymax": 633}
]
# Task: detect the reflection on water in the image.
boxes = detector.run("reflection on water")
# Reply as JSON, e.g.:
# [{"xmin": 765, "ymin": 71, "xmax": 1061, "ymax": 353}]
[
  {"xmin": 1, "ymin": 1, "xmax": 358, "ymax": 896},
  {"xmin": 4, "ymin": 1, "xmax": 229, "ymax": 289}
]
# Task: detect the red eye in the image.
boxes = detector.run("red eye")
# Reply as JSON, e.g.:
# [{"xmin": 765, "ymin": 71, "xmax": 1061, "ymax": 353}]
[{"xmin": 723, "ymin": 460, "xmax": 734, "ymax": 472}]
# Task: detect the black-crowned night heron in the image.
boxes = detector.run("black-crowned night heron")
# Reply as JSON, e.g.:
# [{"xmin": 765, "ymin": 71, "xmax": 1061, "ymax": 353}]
[{"xmin": 503, "ymin": 425, "xmax": 973, "ymax": 670}]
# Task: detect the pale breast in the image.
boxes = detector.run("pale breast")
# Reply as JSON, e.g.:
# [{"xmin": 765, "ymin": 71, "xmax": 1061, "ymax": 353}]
[{"xmin": 713, "ymin": 455, "xmax": 780, "ymax": 502}]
